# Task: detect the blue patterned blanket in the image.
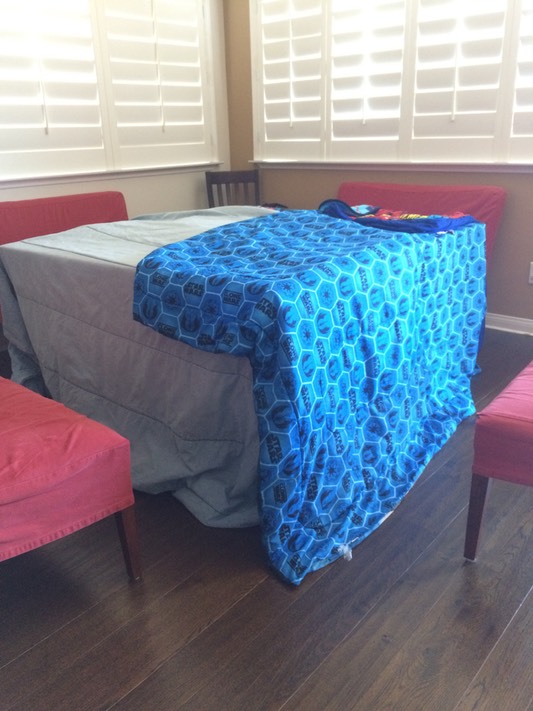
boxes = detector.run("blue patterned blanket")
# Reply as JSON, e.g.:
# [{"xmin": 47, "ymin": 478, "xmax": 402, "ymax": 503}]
[{"xmin": 133, "ymin": 210, "xmax": 486, "ymax": 584}]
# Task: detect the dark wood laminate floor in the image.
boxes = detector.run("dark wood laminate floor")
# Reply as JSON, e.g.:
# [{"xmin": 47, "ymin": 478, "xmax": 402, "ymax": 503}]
[{"xmin": 0, "ymin": 328, "xmax": 532, "ymax": 711}]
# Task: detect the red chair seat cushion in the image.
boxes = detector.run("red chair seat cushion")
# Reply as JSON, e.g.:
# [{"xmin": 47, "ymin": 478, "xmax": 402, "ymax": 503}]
[
  {"xmin": 0, "ymin": 377, "xmax": 133, "ymax": 561},
  {"xmin": 473, "ymin": 361, "xmax": 533, "ymax": 487}
]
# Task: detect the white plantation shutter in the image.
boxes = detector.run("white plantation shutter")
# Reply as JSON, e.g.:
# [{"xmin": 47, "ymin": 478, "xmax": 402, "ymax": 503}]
[
  {"xmin": 250, "ymin": 0, "xmax": 533, "ymax": 164},
  {"xmin": 411, "ymin": 0, "xmax": 508, "ymax": 161},
  {"xmin": 329, "ymin": 0, "xmax": 407, "ymax": 161},
  {"xmin": 0, "ymin": 0, "xmax": 105, "ymax": 178},
  {"xmin": 255, "ymin": 0, "xmax": 325, "ymax": 161},
  {"xmin": 509, "ymin": 0, "xmax": 533, "ymax": 160},
  {"xmin": 98, "ymin": 0, "xmax": 214, "ymax": 169},
  {"xmin": 0, "ymin": 0, "xmax": 217, "ymax": 180}
]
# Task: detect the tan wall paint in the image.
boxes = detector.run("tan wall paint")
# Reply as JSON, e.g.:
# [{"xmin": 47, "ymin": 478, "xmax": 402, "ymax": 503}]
[
  {"xmin": 223, "ymin": 0, "xmax": 254, "ymax": 171},
  {"xmin": 0, "ymin": 170, "xmax": 210, "ymax": 218},
  {"xmin": 224, "ymin": 2, "xmax": 533, "ymax": 324}
]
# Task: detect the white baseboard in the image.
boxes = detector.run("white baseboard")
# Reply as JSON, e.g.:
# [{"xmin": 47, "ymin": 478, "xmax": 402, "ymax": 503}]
[{"xmin": 486, "ymin": 312, "xmax": 533, "ymax": 335}]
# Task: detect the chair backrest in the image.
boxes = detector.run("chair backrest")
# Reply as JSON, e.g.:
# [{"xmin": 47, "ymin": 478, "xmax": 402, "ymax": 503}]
[
  {"xmin": 337, "ymin": 182, "xmax": 506, "ymax": 266},
  {"xmin": 206, "ymin": 170, "xmax": 260, "ymax": 208},
  {"xmin": 0, "ymin": 191, "xmax": 128, "ymax": 247},
  {"xmin": 0, "ymin": 191, "xmax": 128, "ymax": 323}
]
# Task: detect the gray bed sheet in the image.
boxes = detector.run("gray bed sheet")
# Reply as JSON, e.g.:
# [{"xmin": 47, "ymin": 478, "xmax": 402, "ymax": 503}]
[{"xmin": 0, "ymin": 206, "xmax": 275, "ymax": 527}]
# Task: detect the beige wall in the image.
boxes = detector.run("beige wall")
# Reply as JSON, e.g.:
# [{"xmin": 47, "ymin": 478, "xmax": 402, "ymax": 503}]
[
  {"xmin": 0, "ymin": 170, "xmax": 210, "ymax": 218},
  {"xmin": 223, "ymin": 0, "xmax": 255, "ymax": 171},
  {"xmin": 224, "ymin": 1, "xmax": 533, "ymax": 328}
]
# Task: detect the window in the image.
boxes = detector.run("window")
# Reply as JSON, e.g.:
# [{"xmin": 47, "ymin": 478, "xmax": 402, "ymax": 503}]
[
  {"xmin": 0, "ymin": 0, "xmax": 218, "ymax": 180},
  {"xmin": 250, "ymin": 0, "xmax": 533, "ymax": 164}
]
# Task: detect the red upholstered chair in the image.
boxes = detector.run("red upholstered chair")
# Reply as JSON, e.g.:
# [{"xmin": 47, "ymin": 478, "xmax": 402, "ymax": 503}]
[
  {"xmin": 464, "ymin": 361, "xmax": 533, "ymax": 560},
  {"xmin": 0, "ymin": 377, "xmax": 142, "ymax": 581},
  {"xmin": 0, "ymin": 191, "xmax": 128, "ymax": 323},
  {"xmin": 0, "ymin": 191, "xmax": 128, "ymax": 247},
  {"xmin": 336, "ymin": 182, "xmax": 506, "ymax": 267}
]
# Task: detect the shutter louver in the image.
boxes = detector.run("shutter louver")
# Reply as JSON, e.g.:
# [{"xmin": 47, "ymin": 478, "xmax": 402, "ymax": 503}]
[
  {"xmin": 329, "ymin": 0, "xmax": 406, "ymax": 161},
  {"xmin": 0, "ymin": 0, "xmax": 217, "ymax": 180},
  {"xmin": 0, "ymin": 0, "xmax": 105, "ymax": 179},
  {"xmin": 254, "ymin": 0, "xmax": 325, "ymax": 161},
  {"xmin": 412, "ymin": 0, "xmax": 508, "ymax": 161},
  {"xmin": 101, "ymin": 0, "xmax": 213, "ymax": 169},
  {"xmin": 251, "ymin": 0, "xmax": 533, "ymax": 164},
  {"xmin": 509, "ymin": 0, "xmax": 533, "ymax": 161}
]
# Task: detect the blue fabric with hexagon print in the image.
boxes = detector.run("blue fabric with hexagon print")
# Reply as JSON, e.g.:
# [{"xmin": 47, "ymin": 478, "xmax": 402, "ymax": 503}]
[{"xmin": 133, "ymin": 210, "xmax": 486, "ymax": 585}]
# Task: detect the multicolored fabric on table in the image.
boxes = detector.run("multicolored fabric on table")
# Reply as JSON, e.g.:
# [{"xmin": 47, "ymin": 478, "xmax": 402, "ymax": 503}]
[{"xmin": 133, "ymin": 210, "xmax": 486, "ymax": 585}]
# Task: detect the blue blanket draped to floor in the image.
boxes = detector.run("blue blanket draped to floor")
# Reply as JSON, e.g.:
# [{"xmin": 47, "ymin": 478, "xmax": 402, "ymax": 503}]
[{"xmin": 133, "ymin": 210, "xmax": 486, "ymax": 585}]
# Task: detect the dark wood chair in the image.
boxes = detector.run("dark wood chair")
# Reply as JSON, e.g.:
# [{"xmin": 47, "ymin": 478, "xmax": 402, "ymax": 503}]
[{"xmin": 205, "ymin": 169, "xmax": 260, "ymax": 208}]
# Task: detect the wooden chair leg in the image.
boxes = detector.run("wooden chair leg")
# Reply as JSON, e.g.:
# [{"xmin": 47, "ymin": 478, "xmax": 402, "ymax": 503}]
[
  {"xmin": 115, "ymin": 505, "xmax": 142, "ymax": 582},
  {"xmin": 464, "ymin": 473, "xmax": 491, "ymax": 561}
]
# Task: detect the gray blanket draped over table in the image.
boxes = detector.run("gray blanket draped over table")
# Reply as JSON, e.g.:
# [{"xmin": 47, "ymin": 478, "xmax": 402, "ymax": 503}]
[{"xmin": 0, "ymin": 208, "xmax": 274, "ymax": 528}]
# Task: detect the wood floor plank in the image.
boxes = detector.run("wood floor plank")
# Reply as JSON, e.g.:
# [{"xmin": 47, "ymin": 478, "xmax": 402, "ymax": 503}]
[
  {"xmin": 351, "ymin": 516, "xmax": 532, "ymax": 711},
  {"xmin": 110, "ymin": 572, "xmax": 326, "ymax": 710},
  {"xmin": 0, "ymin": 493, "xmax": 202, "ymax": 664},
  {"xmin": 0, "ymin": 523, "xmax": 221, "ymax": 708},
  {"xmin": 5, "ymin": 533, "xmax": 268, "ymax": 711},
  {"xmin": 0, "ymin": 518, "xmax": 137, "ymax": 663},
  {"xmin": 285, "ymin": 482, "xmax": 533, "ymax": 711},
  {"xmin": 283, "ymin": 514, "xmax": 474, "ymax": 711},
  {"xmin": 453, "ymin": 588, "xmax": 533, "ymax": 711},
  {"xmin": 181, "ymin": 520, "xmax": 466, "ymax": 711},
  {"xmin": 165, "ymin": 427, "xmax": 486, "ymax": 710}
]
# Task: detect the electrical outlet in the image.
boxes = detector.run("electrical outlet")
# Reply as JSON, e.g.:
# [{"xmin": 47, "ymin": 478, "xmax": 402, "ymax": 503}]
[{"xmin": 529, "ymin": 262, "xmax": 533, "ymax": 285}]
